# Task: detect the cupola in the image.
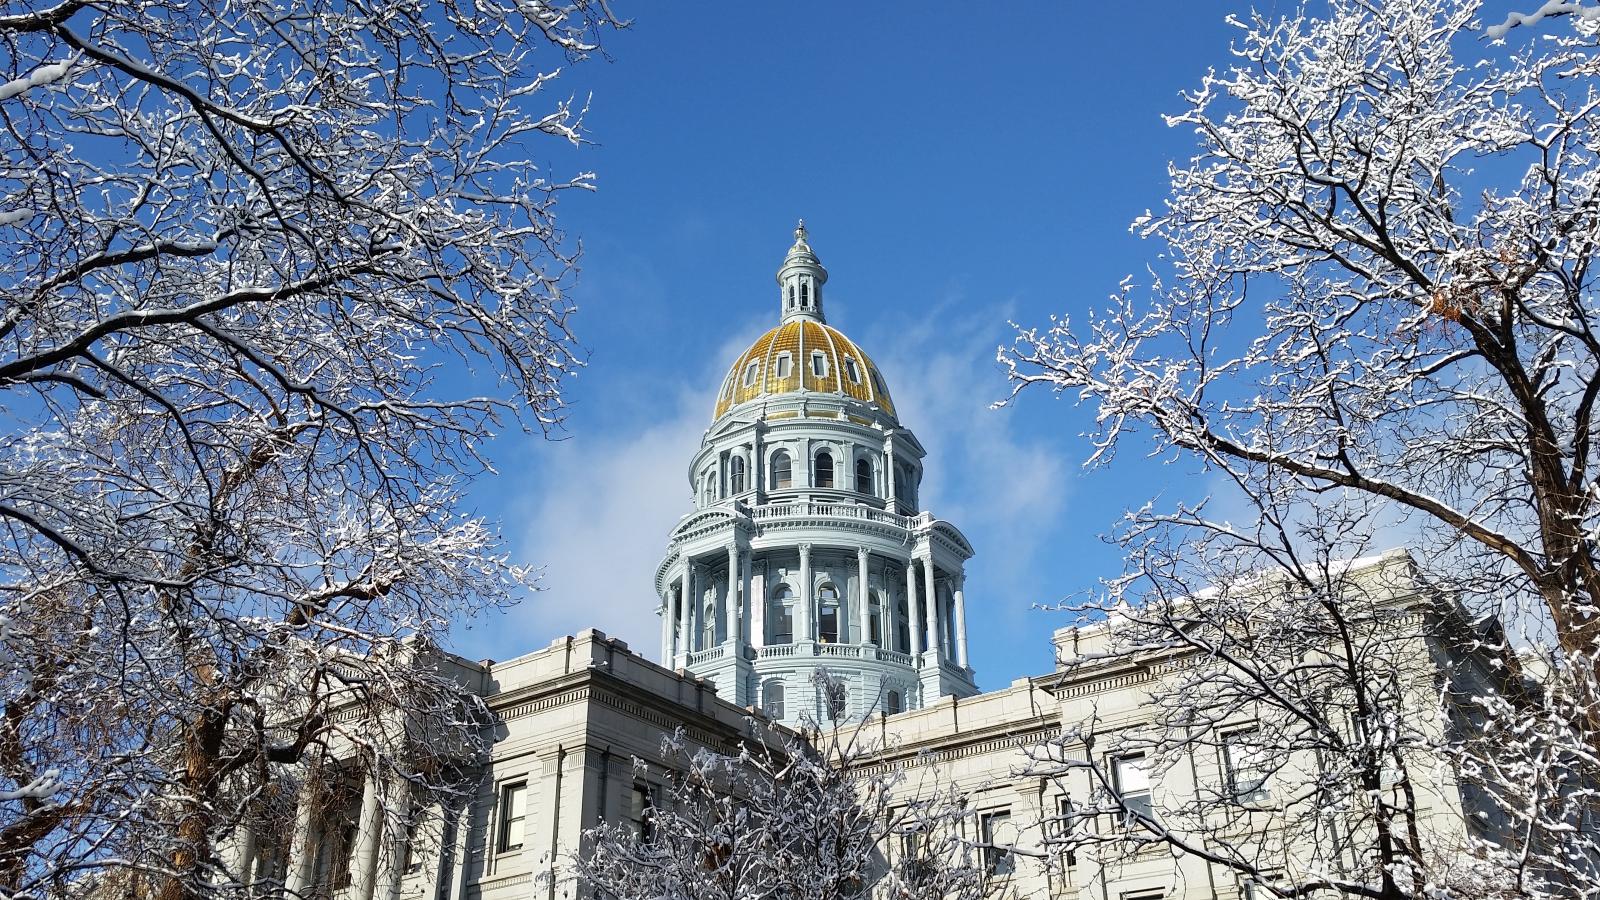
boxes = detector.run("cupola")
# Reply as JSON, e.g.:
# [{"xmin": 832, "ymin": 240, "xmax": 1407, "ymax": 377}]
[{"xmin": 777, "ymin": 219, "xmax": 828, "ymax": 323}]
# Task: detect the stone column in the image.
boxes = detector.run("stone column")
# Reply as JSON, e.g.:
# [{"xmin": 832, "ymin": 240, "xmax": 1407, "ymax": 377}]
[
  {"xmin": 689, "ymin": 563, "xmax": 701, "ymax": 652},
  {"xmin": 921, "ymin": 554, "xmax": 941, "ymax": 668},
  {"xmin": 658, "ymin": 592, "xmax": 672, "ymax": 664},
  {"xmin": 350, "ymin": 771, "xmax": 383, "ymax": 900},
  {"xmin": 675, "ymin": 571, "xmax": 690, "ymax": 662},
  {"xmin": 856, "ymin": 547, "xmax": 872, "ymax": 645},
  {"xmin": 752, "ymin": 561, "xmax": 767, "ymax": 648},
  {"xmin": 884, "ymin": 435, "xmax": 897, "ymax": 511},
  {"xmin": 725, "ymin": 545, "xmax": 739, "ymax": 645},
  {"xmin": 370, "ymin": 782, "xmax": 406, "ymax": 900},
  {"xmin": 225, "ymin": 827, "xmax": 257, "ymax": 885},
  {"xmin": 953, "ymin": 574, "xmax": 969, "ymax": 668},
  {"xmin": 740, "ymin": 550, "xmax": 753, "ymax": 644},
  {"xmin": 797, "ymin": 544, "xmax": 813, "ymax": 643},
  {"xmin": 285, "ymin": 777, "xmax": 320, "ymax": 898},
  {"xmin": 905, "ymin": 559, "xmax": 921, "ymax": 656}
]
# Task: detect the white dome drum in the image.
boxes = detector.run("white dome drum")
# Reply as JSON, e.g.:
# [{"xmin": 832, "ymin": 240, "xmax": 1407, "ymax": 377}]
[{"xmin": 654, "ymin": 222, "xmax": 978, "ymax": 726}]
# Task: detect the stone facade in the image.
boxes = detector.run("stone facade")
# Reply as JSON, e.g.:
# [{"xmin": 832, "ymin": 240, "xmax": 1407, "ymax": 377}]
[{"xmin": 227, "ymin": 228, "xmax": 1502, "ymax": 900}]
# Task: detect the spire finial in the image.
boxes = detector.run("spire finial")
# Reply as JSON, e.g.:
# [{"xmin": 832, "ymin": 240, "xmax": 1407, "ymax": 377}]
[{"xmin": 777, "ymin": 217, "xmax": 827, "ymax": 323}]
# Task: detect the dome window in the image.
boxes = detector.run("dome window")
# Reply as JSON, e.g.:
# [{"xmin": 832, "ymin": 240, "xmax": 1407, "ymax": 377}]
[
  {"xmin": 730, "ymin": 456, "xmax": 747, "ymax": 494},
  {"xmin": 770, "ymin": 450, "xmax": 792, "ymax": 489},
  {"xmin": 775, "ymin": 353, "xmax": 792, "ymax": 380},
  {"xmin": 810, "ymin": 351, "xmax": 827, "ymax": 378},
  {"xmin": 818, "ymin": 583, "xmax": 839, "ymax": 643},
  {"xmin": 769, "ymin": 586, "xmax": 794, "ymax": 645},
  {"xmin": 742, "ymin": 360, "xmax": 760, "ymax": 387},
  {"xmin": 855, "ymin": 458, "xmax": 873, "ymax": 495},
  {"xmin": 813, "ymin": 450, "xmax": 834, "ymax": 488},
  {"xmin": 844, "ymin": 357, "xmax": 860, "ymax": 383},
  {"xmin": 763, "ymin": 680, "xmax": 786, "ymax": 718}
]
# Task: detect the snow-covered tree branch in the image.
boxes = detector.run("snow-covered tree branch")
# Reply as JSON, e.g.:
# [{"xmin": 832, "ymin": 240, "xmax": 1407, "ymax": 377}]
[
  {"xmin": 1003, "ymin": 1, "xmax": 1600, "ymax": 897},
  {"xmin": 0, "ymin": 2, "xmax": 623, "ymax": 899},
  {"xmin": 577, "ymin": 673, "xmax": 995, "ymax": 900}
]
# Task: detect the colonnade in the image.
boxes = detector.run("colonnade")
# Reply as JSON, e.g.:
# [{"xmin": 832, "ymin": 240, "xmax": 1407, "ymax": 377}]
[
  {"xmin": 659, "ymin": 542, "xmax": 968, "ymax": 671},
  {"xmin": 227, "ymin": 769, "xmax": 416, "ymax": 900}
]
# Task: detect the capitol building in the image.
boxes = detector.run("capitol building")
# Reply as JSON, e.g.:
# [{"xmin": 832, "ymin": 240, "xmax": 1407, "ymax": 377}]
[
  {"xmin": 655, "ymin": 220, "xmax": 978, "ymax": 723},
  {"xmin": 221, "ymin": 226, "xmax": 1503, "ymax": 900}
]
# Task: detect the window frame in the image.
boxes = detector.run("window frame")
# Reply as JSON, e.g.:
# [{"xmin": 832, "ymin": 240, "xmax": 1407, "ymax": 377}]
[
  {"xmin": 497, "ymin": 780, "xmax": 528, "ymax": 853},
  {"xmin": 1222, "ymin": 728, "xmax": 1270, "ymax": 803},
  {"xmin": 978, "ymin": 807, "xmax": 1015, "ymax": 877},
  {"xmin": 775, "ymin": 352, "xmax": 792, "ymax": 379},
  {"xmin": 844, "ymin": 356, "xmax": 861, "ymax": 383},
  {"xmin": 729, "ymin": 455, "xmax": 747, "ymax": 495},
  {"xmin": 742, "ymin": 360, "xmax": 760, "ymax": 387},
  {"xmin": 855, "ymin": 457, "xmax": 873, "ymax": 494},
  {"xmin": 813, "ymin": 450, "xmax": 835, "ymax": 488},
  {"xmin": 763, "ymin": 680, "xmax": 786, "ymax": 718},
  {"xmin": 1111, "ymin": 753, "xmax": 1154, "ymax": 823},
  {"xmin": 770, "ymin": 450, "xmax": 793, "ymax": 490},
  {"xmin": 770, "ymin": 585, "xmax": 794, "ymax": 644},
  {"xmin": 810, "ymin": 350, "xmax": 828, "ymax": 378},
  {"xmin": 818, "ymin": 583, "xmax": 840, "ymax": 643}
]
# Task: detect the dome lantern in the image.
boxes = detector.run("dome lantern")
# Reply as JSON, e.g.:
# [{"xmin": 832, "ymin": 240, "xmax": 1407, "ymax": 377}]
[{"xmin": 777, "ymin": 219, "xmax": 828, "ymax": 323}]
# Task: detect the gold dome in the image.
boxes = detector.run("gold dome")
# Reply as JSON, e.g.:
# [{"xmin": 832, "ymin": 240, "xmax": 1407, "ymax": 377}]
[{"xmin": 713, "ymin": 319, "xmax": 895, "ymax": 420}]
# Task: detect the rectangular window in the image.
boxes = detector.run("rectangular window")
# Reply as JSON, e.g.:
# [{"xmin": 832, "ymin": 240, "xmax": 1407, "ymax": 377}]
[
  {"xmin": 498, "ymin": 781, "xmax": 527, "ymax": 852},
  {"xmin": 845, "ymin": 357, "xmax": 860, "ymax": 383},
  {"xmin": 1223, "ymin": 729, "xmax": 1269, "ymax": 802},
  {"xmin": 1048, "ymin": 795, "xmax": 1078, "ymax": 867},
  {"xmin": 773, "ymin": 605, "xmax": 793, "ymax": 644},
  {"xmin": 811, "ymin": 351, "xmax": 827, "ymax": 377},
  {"xmin": 626, "ymin": 785, "xmax": 656, "ymax": 843},
  {"xmin": 1112, "ymin": 754, "xmax": 1153, "ymax": 822},
  {"xmin": 979, "ymin": 808, "xmax": 1014, "ymax": 876},
  {"xmin": 743, "ymin": 360, "xmax": 759, "ymax": 386},
  {"xmin": 819, "ymin": 606, "xmax": 838, "ymax": 644},
  {"xmin": 775, "ymin": 353, "xmax": 792, "ymax": 379}
]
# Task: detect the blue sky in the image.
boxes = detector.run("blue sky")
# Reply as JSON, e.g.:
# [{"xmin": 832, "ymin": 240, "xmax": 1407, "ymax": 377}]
[{"xmin": 450, "ymin": 3, "xmax": 1252, "ymax": 688}]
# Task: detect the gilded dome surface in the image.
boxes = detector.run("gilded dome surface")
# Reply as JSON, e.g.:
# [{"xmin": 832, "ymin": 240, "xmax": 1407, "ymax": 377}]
[{"xmin": 712, "ymin": 319, "xmax": 895, "ymax": 420}]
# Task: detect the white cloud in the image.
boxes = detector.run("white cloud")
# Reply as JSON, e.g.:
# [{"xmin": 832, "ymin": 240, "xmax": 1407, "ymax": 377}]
[{"xmin": 458, "ymin": 328, "xmax": 761, "ymax": 662}]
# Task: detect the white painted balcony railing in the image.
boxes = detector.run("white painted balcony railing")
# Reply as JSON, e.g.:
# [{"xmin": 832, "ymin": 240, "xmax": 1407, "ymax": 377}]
[
  {"xmin": 751, "ymin": 643, "xmax": 919, "ymax": 666},
  {"xmin": 748, "ymin": 500, "xmax": 920, "ymax": 530},
  {"xmin": 685, "ymin": 645, "xmax": 728, "ymax": 666}
]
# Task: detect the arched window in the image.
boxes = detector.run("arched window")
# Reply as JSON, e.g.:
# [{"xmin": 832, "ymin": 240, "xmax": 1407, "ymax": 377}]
[
  {"xmin": 869, "ymin": 592, "xmax": 882, "ymax": 645},
  {"xmin": 702, "ymin": 471, "xmax": 715, "ymax": 506},
  {"xmin": 801, "ymin": 281, "xmax": 810, "ymax": 307},
  {"xmin": 818, "ymin": 583, "xmax": 839, "ymax": 643},
  {"xmin": 886, "ymin": 690, "xmax": 902, "ymax": 715},
  {"xmin": 894, "ymin": 597, "xmax": 910, "ymax": 653},
  {"xmin": 787, "ymin": 284, "xmax": 795, "ymax": 308},
  {"xmin": 855, "ymin": 458, "xmax": 873, "ymax": 495},
  {"xmin": 770, "ymin": 586, "xmax": 794, "ymax": 644},
  {"xmin": 763, "ymin": 681, "xmax": 786, "ymax": 719},
  {"xmin": 770, "ymin": 450, "xmax": 792, "ymax": 489},
  {"xmin": 814, "ymin": 450, "xmax": 834, "ymax": 488},
  {"xmin": 729, "ymin": 456, "xmax": 746, "ymax": 495}
]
